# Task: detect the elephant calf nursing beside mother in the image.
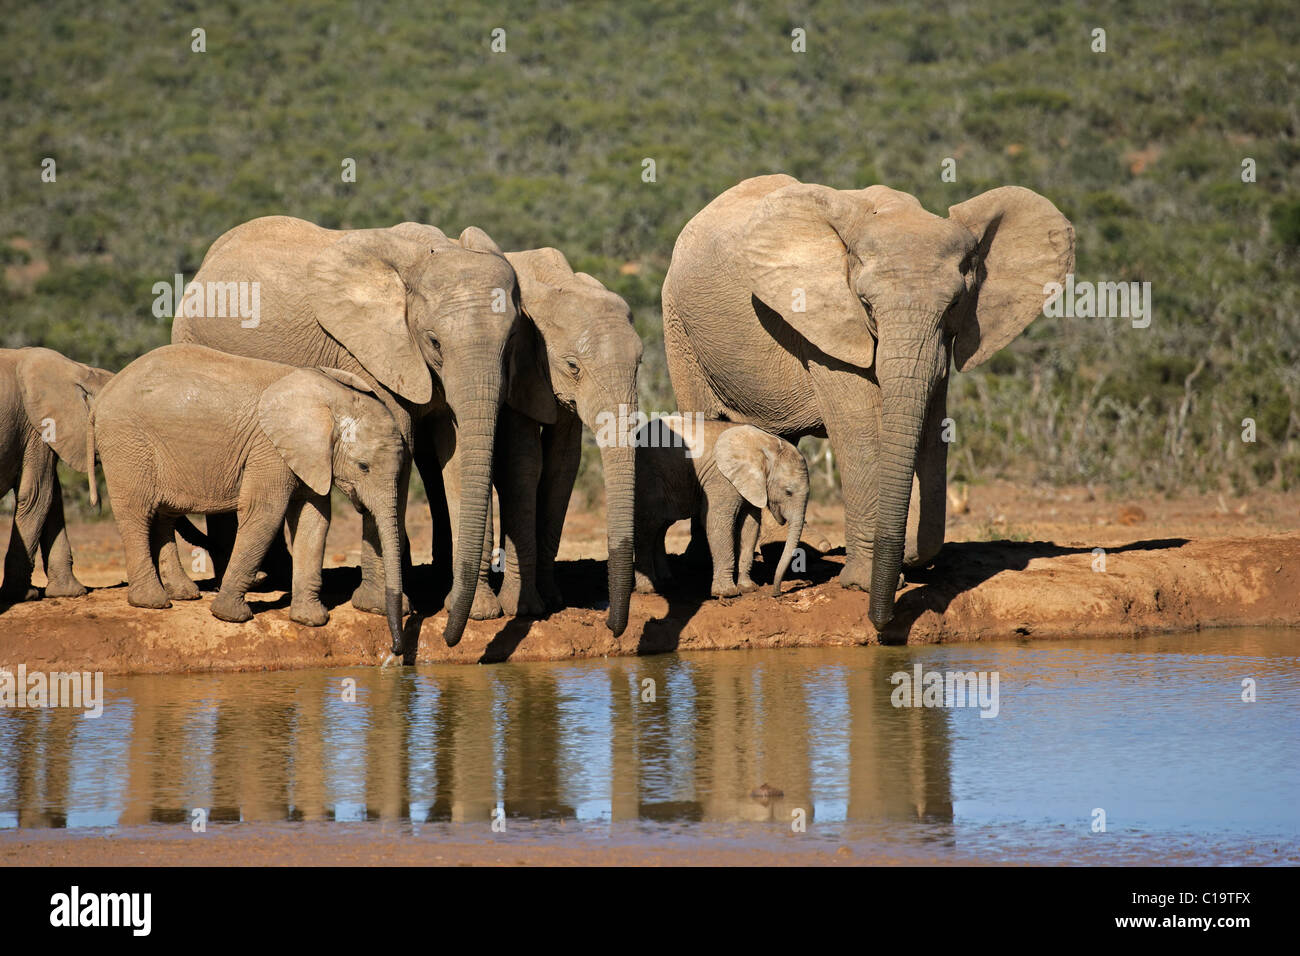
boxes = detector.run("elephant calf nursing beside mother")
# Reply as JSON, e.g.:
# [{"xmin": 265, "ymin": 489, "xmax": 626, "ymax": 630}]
[{"xmin": 662, "ymin": 174, "xmax": 1074, "ymax": 629}]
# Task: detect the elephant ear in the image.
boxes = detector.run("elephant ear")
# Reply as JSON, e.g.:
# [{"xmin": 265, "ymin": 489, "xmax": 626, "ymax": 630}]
[
  {"xmin": 304, "ymin": 231, "xmax": 433, "ymax": 405},
  {"xmin": 317, "ymin": 367, "xmax": 375, "ymax": 394},
  {"xmin": 390, "ymin": 221, "xmax": 448, "ymax": 246},
  {"xmin": 947, "ymin": 186, "xmax": 1075, "ymax": 372},
  {"xmin": 505, "ymin": 317, "xmax": 558, "ymax": 424},
  {"xmin": 572, "ymin": 271, "xmax": 606, "ymax": 289},
  {"xmin": 742, "ymin": 183, "xmax": 877, "ymax": 370},
  {"xmin": 502, "ymin": 248, "xmax": 579, "ymax": 422},
  {"xmin": 257, "ymin": 369, "xmax": 336, "ymax": 497},
  {"xmin": 715, "ymin": 425, "xmax": 773, "ymax": 509},
  {"xmin": 458, "ymin": 226, "xmax": 505, "ymax": 256},
  {"xmin": 16, "ymin": 348, "xmax": 112, "ymax": 472}
]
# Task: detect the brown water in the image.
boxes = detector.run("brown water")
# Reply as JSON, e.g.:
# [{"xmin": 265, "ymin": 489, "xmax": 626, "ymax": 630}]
[{"xmin": 1, "ymin": 629, "xmax": 1297, "ymax": 863}]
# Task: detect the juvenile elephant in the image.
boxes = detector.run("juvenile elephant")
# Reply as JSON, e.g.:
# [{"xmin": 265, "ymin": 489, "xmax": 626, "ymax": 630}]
[
  {"xmin": 634, "ymin": 416, "xmax": 809, "ymax": 598},
  {"xmin": 441, "ymin": 246, "xmax": 641, "ymax": 628},
  {"xmin": 663, "ymin": 174, "xmax": 1074, "ymax": 628},
  {"xmin": 172, "ymin": 216, "xmax": 519, "ymax": 647},
  {"xmin": 0, "ymin": 347, "xmax": 113, "ymax": 603},
  {"xmin": 89, "ymin": 344, "xmax": 408, "ymax": 654}
]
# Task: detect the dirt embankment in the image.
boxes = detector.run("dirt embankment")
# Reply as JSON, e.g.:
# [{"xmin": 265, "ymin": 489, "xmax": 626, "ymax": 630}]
[{"xmin": 1, "ymin": 482, "xmax": 1297, "ymax": 674}]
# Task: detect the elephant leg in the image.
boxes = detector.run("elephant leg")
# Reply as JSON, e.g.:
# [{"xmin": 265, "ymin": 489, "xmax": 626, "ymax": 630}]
[
  {"xmin": 37, "ymin": 470, "xmax": 87, "ymax": 598},
  {"xmin": 119, "ymin": 508, "xmax": 170, "ymax": 610},
  {"xmin": 737, "ymin": 506, "xmax": 761, "ymax": 592},
  {"xmin": 204, "ymin": 512, "xmax": 238, "ymax": 587},
  {"xmin": 633, "ymin": 505, "xmax": 661, "ymax": 594},
  {"xmin": 497, "ymin": 409, "xmax": 545, "ymax": 617},
  {"xmin": 810, "ymin": 362, "xmax": 882, "ymax": 592},
  {"xmin": 435, "ymin": 414, "xmax": 502, "ymax": 621},
  {"xmin": 212, "ymin": 487, "xmax": 291, "ymax": 624},
  {"xmin": 287, "ymin": 494, "xmax": 330, "ymax": 626},
  {"xmin": 652, "ymin": 523, "xmax": 673, "ymax": 584},
  {"xmin": 414, "ymin": 416, "xmax": 453, "ymax": 585},
  {"xmin": 156, "ymin": 515, "xmax": 200, "ymax": 601},
  {"xmin": 534, "ymin": 412, "xmax": 582, "ymax": 611},
  {"xmin": 255, "ymin": 525, "xmax": 294, "ymax": 592},
  {"xmin": 1, "ymin": 441, "xmax": 54, "ymax": 602},
  {"xmin": 704, "ymin": 496, "xmax": 743, "ymax": 598}
]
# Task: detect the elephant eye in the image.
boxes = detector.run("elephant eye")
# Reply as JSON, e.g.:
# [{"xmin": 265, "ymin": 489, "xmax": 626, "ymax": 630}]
[
  {"xmin": 565, "ymin": 359, "xmax": 580, "ymax": 377},
  {"xmin": 427, "ymin": 334, "xmax": 442, "ymax": 352},
  {"xmin": 358, "ymin": 462, "xmax": 370, "ymax": 473}
]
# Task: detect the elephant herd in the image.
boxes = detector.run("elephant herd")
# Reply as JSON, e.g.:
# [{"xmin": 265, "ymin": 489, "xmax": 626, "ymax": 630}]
[{"xmin": 0, "ymin": 174, "xmax": 1073, "ymax": 654}]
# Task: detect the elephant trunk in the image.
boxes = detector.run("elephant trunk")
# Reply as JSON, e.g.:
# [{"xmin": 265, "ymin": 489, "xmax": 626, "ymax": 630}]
[
  {"xmin": 598, "ymin": 442, "xmax": 635, "ymax": 637},
  {"xmin": 868, "ymin": 333, "xmax": 942, "ymax": 631},
  {"xmin": 442, "ymin": 381, "xmax": 501, "ymax": 647},
  {"xmin": 771, "ymin": 488, "xmax": 807, "ymax": 596},
  {"xmin": 375, "ymin": 512, "xmax": 405, "ymax": 656}
]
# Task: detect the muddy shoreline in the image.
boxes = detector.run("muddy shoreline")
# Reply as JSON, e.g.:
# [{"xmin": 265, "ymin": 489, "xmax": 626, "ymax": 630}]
[{"xmin": 1, "ymin": 530, "xmax": 1296, "ymax": 675}]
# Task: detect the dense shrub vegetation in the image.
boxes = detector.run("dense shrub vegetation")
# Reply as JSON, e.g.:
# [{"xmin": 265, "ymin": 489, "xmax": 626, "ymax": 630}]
[{"xmin": 2, "ymin": 0, "xmax": 1296, "ymax": 512}]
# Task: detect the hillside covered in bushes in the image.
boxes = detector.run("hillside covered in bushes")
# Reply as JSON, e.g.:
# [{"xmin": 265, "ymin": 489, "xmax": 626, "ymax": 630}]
[{"xmin": 2, "ymin": 0, "xmax": 1297, "ymax": 507}]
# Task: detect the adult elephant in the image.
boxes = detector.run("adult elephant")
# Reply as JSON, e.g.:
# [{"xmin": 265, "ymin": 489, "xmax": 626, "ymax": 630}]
[
  {"xmin": 465, "ymin": 247, "xmax": 640, "ymax": 632},
  {"xmin": 662, "ymin": 174, "xmax": 1073, "ymax": 630},
  {"xmin": 1, "ymin": 347, "xmax": 113, "ymax": 602},
  {"xmin": 172, "ymin": 216, "xmax": 519, "ymax": 647}
]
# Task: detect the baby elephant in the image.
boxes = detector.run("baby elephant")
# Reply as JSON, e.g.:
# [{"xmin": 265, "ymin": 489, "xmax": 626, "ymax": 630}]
[
  {"xmin": 1, "ymin": 347, "xmax": 113, "ymax": 603},
  {"xmin": 634, "ymin": 415, "xmax": 809, "ymax": 598},
  {"xmin": 89, "ymin": 344, "xmax": 408, "ymax": 653}
]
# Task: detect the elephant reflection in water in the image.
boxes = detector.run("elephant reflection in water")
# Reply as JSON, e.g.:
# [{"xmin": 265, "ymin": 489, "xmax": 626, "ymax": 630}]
[
  {"xmin": 1, "ymin": 654, "xmax": 950, "ymax": 828},
  {"xmin": 605, "ymin": 653, "xmax": 952, "ymax": 825},
  {"xmin": 5, "ymin": 708, "xmax": 76, "ymax": 828}
]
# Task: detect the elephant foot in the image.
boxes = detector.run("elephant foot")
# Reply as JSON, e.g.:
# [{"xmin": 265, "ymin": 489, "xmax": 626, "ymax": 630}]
[
  {"xmin": 838, "ymin": 556, "xmax": 904, "ymax": 592},
  {"xmin": 499, "ymin": 580, "xmax": 545, "ymax": 617},
  {"xmin": 290, "ymin": 597, "xmax": 330, "ymax": 627},
  {"xmin": 165, "ymin": 577, "xmax": 201, "ymax": 601},
  {"xmin": 128, "ymin": 583, "xmax": 172, "ymax": 610},
  {"xmin": 711, "ymin": 580, "xmax": 741, "ymax": 598},
  {"xmin": 44, "ymin": 578, "xmax": 88, "ymax": 599},
  {"xmin": 737, "ymin": 575, "xmax": 758, "ymax": 592},
  {"xmin": 211, "ymin": 592, "xmax": 253, "ymax": 623},
  {"xmin": 838, "ymin": 555, "xmax": 873, "ymax": 592},
  {"xmin": 469, "ymin": 586, "xmax": 503, "ymax": 621},
  {"xmin": 352, "ymin": 581, "xmax": 412, "ymax": 617}
]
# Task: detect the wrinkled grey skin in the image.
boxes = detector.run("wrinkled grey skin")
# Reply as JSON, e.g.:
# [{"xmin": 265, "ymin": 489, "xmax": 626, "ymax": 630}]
[
  {"xmin": 441, "ymin": 246, "xmax": 641, "ymax": 635},
  {"xmin": 0, "ymin": 347, "xmax": 112, "ymax": 603},
  {"xmin": 633, "ymin": 417, "xmax": 809, "ymax": 599},
  {"xmin": 89, "ymin": 344, "xmax": 408, "ymax": 654},
  {"xmin": 173, "ymin": 216, "xmax": 518, "ymax": 648},
  {"xmin": 663, "ymin": 175, "xmax": 1073, "ymax": 629}
]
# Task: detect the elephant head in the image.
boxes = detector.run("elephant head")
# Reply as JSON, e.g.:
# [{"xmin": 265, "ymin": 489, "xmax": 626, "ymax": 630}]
[
  {"xmin": 741, "ymin": 178, "xmax": 1073, "ymax": 628},
  {"xmin": 714, "ymin": 425, "xmax": 810, "ymax": 596},
  {"xmin": 501, "ymin": 247, "xmax": 643, "ymax": 637},
  {"xmin": 16, "ymin": 347, "xmax": 114, "ymax": 473},
  {"xmin": 302, "ymin": 223, "xmax": 518, "ymax": 647},
  {"xmin": 259, "ymin": 367, "xmax": 409, "ymax": 655}
]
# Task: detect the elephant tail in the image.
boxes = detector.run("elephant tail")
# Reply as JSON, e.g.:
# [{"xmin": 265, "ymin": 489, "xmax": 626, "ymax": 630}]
[
  {"xmin": 86, "ymin": 408, "xmax": 98, "ymax": 509},
  {"xmin": 174, "ymin": 516, "xmax": 211, "ymax": 550}
]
